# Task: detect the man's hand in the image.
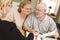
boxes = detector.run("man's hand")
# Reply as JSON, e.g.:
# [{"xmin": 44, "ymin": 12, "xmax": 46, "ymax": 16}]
[
  {"xmin": 53, "ymin": 32, "xmax": 59, "ymax": 39},
  {"xmin": 33, "ymin": 31, "xmax": 39, "ymax": 37}
]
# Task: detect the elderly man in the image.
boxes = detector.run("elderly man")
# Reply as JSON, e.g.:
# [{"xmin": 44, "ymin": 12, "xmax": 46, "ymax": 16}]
[{"xmin": 23, "ymin": 2, "xmax": 59, "ymax": 40}]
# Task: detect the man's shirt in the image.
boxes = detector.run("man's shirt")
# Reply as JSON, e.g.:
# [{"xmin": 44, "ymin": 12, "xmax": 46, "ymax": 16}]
[{"xmin": 24, "ymin": 13, "xmax": 58, "ymax": 34}]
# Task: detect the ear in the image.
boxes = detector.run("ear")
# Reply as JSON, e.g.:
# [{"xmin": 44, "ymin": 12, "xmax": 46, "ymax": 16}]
[
  {"xmin": 21, "ymin": 7, "xmax": 24, "ymax": 10},
  {"xmin": 20, "ymin": 7, "xmax": 24, "ymax": 12}
]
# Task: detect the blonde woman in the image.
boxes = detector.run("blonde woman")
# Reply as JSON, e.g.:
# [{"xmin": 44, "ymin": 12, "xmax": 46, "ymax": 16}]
[
  {"xmin": 1, "ymin": 0, "xmax": 33, "ymax": 40},
  {"xmin": 0, "ymin": 0, "xmax": 32, "ymax": 40},
  {"xmin": 0, "ymin": 0, "xmax": 11, "ymax": 18}
]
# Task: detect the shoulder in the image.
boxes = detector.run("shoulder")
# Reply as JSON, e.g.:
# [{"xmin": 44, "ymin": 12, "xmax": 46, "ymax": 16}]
[
  {"xmin": 46, "ymin": 15, "xmax": 54, "ymax": 21},
  {"xmin": 46, "ymin": 15, "xmax": 56, "ymax": 24},
  {"xmin": 0, "ymin": 20, "xmax": 16, "ymax": 26},
  {"xmin": 0, "ymin": 20, "xmax": 16, "ymax": 31}
]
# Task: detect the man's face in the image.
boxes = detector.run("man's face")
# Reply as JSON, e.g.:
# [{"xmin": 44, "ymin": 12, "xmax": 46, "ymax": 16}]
[{"xmin": 35, "ymin": 3, "xmax": 46, "ymax": 18}]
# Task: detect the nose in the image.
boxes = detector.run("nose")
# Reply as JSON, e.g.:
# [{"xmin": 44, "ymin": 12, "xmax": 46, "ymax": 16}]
[{"xmin": 27, "ymin": 8, "xmax": 31, "ymax": 12}]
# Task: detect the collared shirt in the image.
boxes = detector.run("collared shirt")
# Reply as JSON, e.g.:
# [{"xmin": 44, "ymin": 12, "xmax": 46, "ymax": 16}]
[{"xmin": 24, "ymin": 13, "xmax": 58, "ymax": 34}]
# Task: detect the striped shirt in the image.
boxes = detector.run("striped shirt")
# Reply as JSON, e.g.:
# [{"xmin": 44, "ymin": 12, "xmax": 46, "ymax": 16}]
[{"xmin": 24, "ymin": 13, "xmax": 58, "ymax": 34}]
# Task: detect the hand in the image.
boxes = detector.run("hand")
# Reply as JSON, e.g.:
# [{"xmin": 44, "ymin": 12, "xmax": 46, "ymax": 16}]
[
  {"xmin": 33, "ymin": 31, "xmax": 39, "ymax": 37},
  {"xmin": 53, "ymin": 32, "xmax": 59, "ymax": 39}
]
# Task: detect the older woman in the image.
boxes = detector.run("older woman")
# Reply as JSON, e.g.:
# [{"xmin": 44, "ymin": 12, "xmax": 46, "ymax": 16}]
[{"xmin": 4, "ymin": 0, "xmax": 31, "ymax": 36}]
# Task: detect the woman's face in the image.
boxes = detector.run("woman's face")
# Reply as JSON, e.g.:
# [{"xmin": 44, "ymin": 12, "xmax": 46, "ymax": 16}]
[
  {"xmin": 21, "ymin": 4, "xmax": 31, "ymax": 15},
  {"xmin": 0, "ymin": 9, "xmax": 3, "ymax": 18},
  {"xmin": 0, "ymin": 0, "xmax": 11, "ymax": 18}
]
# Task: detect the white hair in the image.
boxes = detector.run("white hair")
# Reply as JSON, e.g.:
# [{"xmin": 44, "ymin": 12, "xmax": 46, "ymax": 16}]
[{"xmin": 37, "ymin": 2, "xmax": 47, "ymax": 10}]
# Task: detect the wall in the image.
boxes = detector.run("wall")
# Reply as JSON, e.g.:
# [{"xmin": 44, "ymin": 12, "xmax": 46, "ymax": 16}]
[
  {"xmin": 31, "ymin": 0, "xmax": 37, "ymax": 12},
  {"xmin": 55, "ymin": 6, "xmax": 60, "ymax": 23},
  {"xmin": 13, "ymin": 0, "xmax": 21, "ymax": 2},
  {"xmin": 51, "ymin": 0, "xmax": 60, "ymax": 15},
  {"xmin": 53, "ymin": 0, "xmax": 60, "ymax": 23}
]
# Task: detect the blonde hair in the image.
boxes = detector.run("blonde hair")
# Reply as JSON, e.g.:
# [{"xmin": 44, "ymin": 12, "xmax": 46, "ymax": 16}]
[
  {"xmin": 18, "ymin": 0, "xmax": 31, "ymax": 13},
  {"xmin": 0, "ymin": 0, "xmax": 11, "ymax": 8},
  {"xmin": 0, "ymin": 0, "xmax": 3, "ymax": 7},
  {"xmin": 2, "ymin": 0, "xmax": 11, "ymax": 6}
]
